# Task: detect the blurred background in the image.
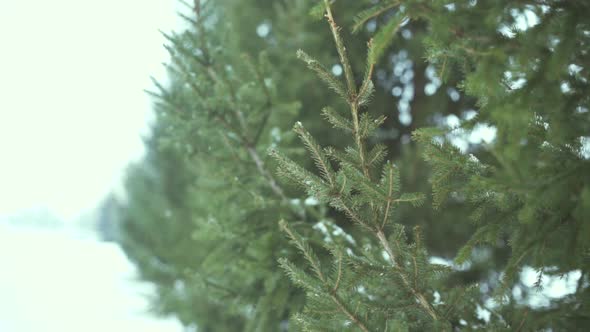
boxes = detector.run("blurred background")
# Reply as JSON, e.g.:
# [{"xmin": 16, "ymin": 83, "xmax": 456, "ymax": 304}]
[{"xmin": 0, "ymin": 1, "xmax": 184, "ymax": 330}]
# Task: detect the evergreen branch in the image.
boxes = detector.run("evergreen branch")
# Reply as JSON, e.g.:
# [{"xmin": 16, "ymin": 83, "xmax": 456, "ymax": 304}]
[
  {"xmin": 279, "ymin": 258, "xmax": 323, "ymax": 293},
  {"xmin": 352, "ymin": 1, "xmax": 400, "ymax": 33},
  {"xmin": 377, "ymin": 229, "xmax": 398, "ymax": 269},
  {"xmin": 210, "ymin": 112, "xmax": 290, "ymax": 204},
  {"xmin": 411, "ymin": 253, "xmax": 419, "ymax": 290},
  {"xmin": 276, "ymin": 4, "xmax": 445, "ymax": 328},
  {"xmin": 193, "ymin": 0, "xmax": 211, "ymax": 65},
  {"xmin": 352, "ymin": 102, "xmax": 371, "ymax": 179},
  {"xmin": 169, "ymin": 48, "xmax": 289, "ymax": 204},
  {"xmin": 332, "ymin": 249, "xmax": 343, "ymax": 293},
  {"xmin": 182, "ymin": 69, "xmax": 287, "ymax": 205},
  {"xmin": 326, "ymin": 147, "xmax": 360, "ymax": 168},
  {"xmin": 296, "ymin": 50, "xmax": 347, "ymax": 99},
  {"xmin": 252, "ymin": 102, "xmax": 272, "ymax": 146},
  {"xmin": 166, "ymin": 26, "xmax": 249, "ymax": 136},
  {"xmin": 321, "ymin": 107, "xmax": 353, "ymax": 132},
  {"xmin": 359, "ymin": 113, "xmax": 386, "ymax": 138},
  {"xmin": 280, "ymin": 220, "xmax": 325, "ymax": 282},
  {"xmin": 356, "ymin": 38, "xmax": 375, "ymax": 106},
  {"xmin": 320, "ymin": 2, "xmax": 373, "ymax": 179},
  {"xmin": 270, "ymin": 149, "xmax": 323, "ymax": 185},
  {"xmin": 381, "ymin": 163, "xmax": 396, "ymax": 229},
  {"xmin": 376, "ymin": 230, "xmax": 440, "ymax": 321},
  {"xmin": 298, "ymin": 22, "xmax": 440, "ymax": 317},
  {"xmin": 293, "ymin": 122, "xmax": 335, "ymax": 186},
  {"xmin": 281, "ymin": 221, "xmax": 370, "ymax": 332},
  {"xmin": 172, "ymin": 21, "xmax": 291, "ymax": 208},
  {"xmin": 308, "ymin": 1, "xmax": 328, "ymax": 20},
  {"xmin": 515, "ymin": 309, "xmax": 529, "ymax": 332},
  {"xmin": 177, "ymin": 11, "xmax": 198, "ymax": 26},
  {"xmin": 323, "ymin": 0, "xmax": 357, "ymax": 97},
  {"xmin": 331, "ymin": 197, "xmax": 372, "ymax": 231},
  {"xmin": 329, "ymin": 293, "xmax": 370, "ymax": 332},
  {"xmin": 205, "ymin": 66, "xmax": 250, "ymax": 134},
  {"xmin": 246, "ymin": 144, "xmax": 288, "ymax": 201},
  {"xmin": 367, "ymin": 144, "xmax": 388, "ymax": 167},
  {"xmin": 367, "ymin": 11, "xmax": 406, "ymax": 65},
  {"xmin": 165, "ymin": 57, "xmax": 207, "ymax": 99},
  {"xmin": 247, "ymin": 53, "xmax": 274, "ymax": 146},
  {"xmin": 201, "ymin": 277, "xmax": 239, "ymax": 297},
  {"xmin": 220, "ymin": 132, "xmax": 247, "ymax": 165},
  {"xmin": 161, "ymin": 31, "xmax": 209, "ymax": 68},
  {"xmin": 341, "ymin": 164, "xmax": 388, "ymax": 203},
  {"xmin": 147, "ymin": 76, "xmax": 169, "ymax": 100},
  {"xmin": 455, "ymin": 224, "xmax": 501, "ymax": 265},
  {"xmin": 441, "ymin": 287, "xmax": 466, "ymax": 319},
  {"xmin": 357, "ymin": 64, "xmax": 375, "ymax": 107},
  {"xmin": 395, "ymin": 193, "xmax": 426, "ymax": 207}
]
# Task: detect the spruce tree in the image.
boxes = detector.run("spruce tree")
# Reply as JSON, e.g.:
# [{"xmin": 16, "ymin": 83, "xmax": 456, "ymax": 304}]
[{"xmin": 116, "ymin": 0, "xmax": 590, "ymax": 331}]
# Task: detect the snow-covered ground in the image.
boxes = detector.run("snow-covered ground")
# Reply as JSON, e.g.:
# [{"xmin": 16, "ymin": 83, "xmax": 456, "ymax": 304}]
[
  {"xmin": 0, "ymin": 1, "xmax": 188, "ymax": 330},
  {"xmin": 0, "ymin": 223, "xmax": 182, "ymax": 332}
]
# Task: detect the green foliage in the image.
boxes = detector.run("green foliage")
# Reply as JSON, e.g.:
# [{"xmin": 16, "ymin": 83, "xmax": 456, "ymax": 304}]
[
  {"xmin": 297, "ymin": 50, "xmax": 348, "ymax": 99},
  {"xmin": 408, "ymin": 0, "xmax": 590, "ymax": 301},
  {"xmin": 114, "ymin": 0, "xmax": 590, "ymax": 331},
  {"xmin": 271, "ymin": 3, "xmax": 470, "ymax": 330},
  {"xmin": 407, "ymin": 0, "xmax": 590, "ymax": 328},
  {"xmin": 367, "ymin": 11, "xmax": 406, "ymax": 65}
]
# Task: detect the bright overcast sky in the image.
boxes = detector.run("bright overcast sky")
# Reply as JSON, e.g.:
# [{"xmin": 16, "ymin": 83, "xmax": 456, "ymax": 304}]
[{"xmin": 0, "ymin": 0, "xmax": 181, "ymax": 221}]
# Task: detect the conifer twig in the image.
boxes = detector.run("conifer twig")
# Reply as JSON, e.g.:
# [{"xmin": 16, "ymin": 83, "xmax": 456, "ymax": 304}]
[
  {"xmin": 333, "ymin": 250, "xmax": 343, "ymax": 292},
  {"xmin": 515, "ymin": 309, "xmax": 529, "ymax": 332},
  {"xmin": 335, "ymin": 198, "xmax": 372, "ymax": 231},
  {"xmin": 193, "ymin": 0, "xmax": 211, "ymax": 65},
  {"xmin": 330, "ymin": 294, "xmax": 370, "ymax": 332},
  {"xmin": 376, "ymin": 229, "xmax": 439, "ymax": 321},
  {"xmin": 246, "ymin": 144, "xmax": 288, "ymax": 201},
  {"xmin": 250, "ymin": 56, "xmax": 273, "ymax": 145},
  {"xmin": 321, "ymin": 4, "xmax": 438, "ymax": 319},
  {"xmin": 351, "ymin": 1, "xmax": 400, "ymax": 33},
  {"xmin": 381, "ymin": 163, "xmax": 395, "ymax": 229},
  {"xmin": 281, "ymin": 221, "xmax": 370, "ymax": 332},
  {"xmin": 357, "ymin": 62, "xmax": 375, "ymax": 103},
  {"xmin": 324, "ymin": 0, "xmax": 356, "ymax": 97},
  {"xmin": 180, "ymin": 62, "xmax": 288, "ymax": 202},
  {"xmin": 180, "ymin": 9, "xmax": 288, "ymax": 204},
  {"xmin": 323, "ymin": 1, "xmax": 371, "ymax": 178}
]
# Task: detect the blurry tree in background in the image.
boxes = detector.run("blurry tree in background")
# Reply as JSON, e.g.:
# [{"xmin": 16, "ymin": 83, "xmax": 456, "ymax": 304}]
[{"xmin": 111, "ymin": 0, "xmax": 590, "ymax": 330}]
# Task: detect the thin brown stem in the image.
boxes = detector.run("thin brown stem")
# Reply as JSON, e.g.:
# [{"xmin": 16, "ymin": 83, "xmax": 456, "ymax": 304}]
[
  {"xmin": 336, "ymin": 198, "xmax": 372, "ymax": 231},
  {"xmin": 381, "ymin": 165, "xmax": 395, "ymax": 229},
  {"xmin": 324, "ymin": 0, "xmax": 357, "ymax": 97},
  {"xmin": 352, "ymin": 103, "xmax": 371, "ymax": 179},
  {"xmin": 246, "ymin": 144, "xmax": 288, "ymax": 201},
  {"xmin": 203, "ymin": 67, "xmax": 249, "ymax": 133},
  {"xmin": 215, "ymin": 113, "xmax": 288, "ymax": 203},
  {"xmin": 515, "ymin": 309, "xmax": 529, "ymax": 332},
  {"xmin": 333, "ymin": 251, "xmax": 343, "ymax": 293},
  {"xmin": 330, "ymin": 294, "xmax": 370, "ymax": 332},
  {"xmin": 323, "ymin": 0, "xmax": 371, "ymax": 180},
  {"xmin": 376, "ymin": 230, "xmax": 439, "ymax": 321}
]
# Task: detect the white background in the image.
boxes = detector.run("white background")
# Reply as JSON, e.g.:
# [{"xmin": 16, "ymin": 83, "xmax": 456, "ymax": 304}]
[
  {"xmin": 0, "ymin": 0, "xmax": 181, "ymax": 221},
  {"xmin": 0, "ymin": 1, "xmax": 185, "ymax": 331}
]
